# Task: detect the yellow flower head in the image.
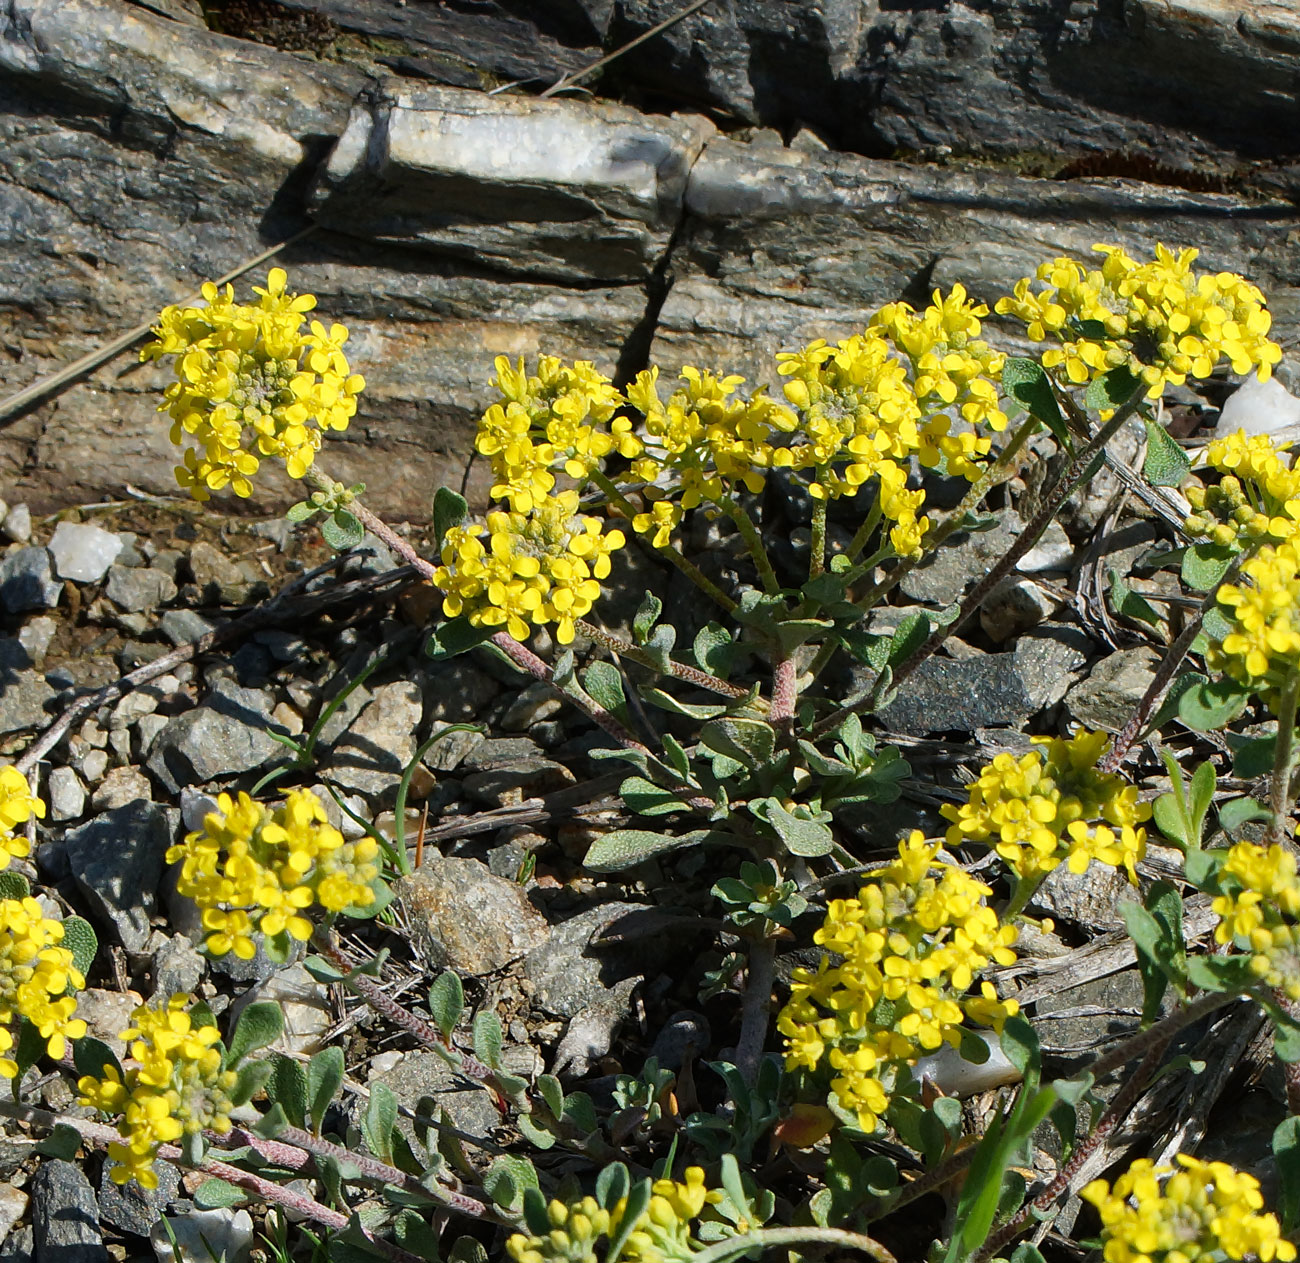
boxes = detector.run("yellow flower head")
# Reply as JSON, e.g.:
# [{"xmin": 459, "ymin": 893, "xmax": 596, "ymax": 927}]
[
  {"xmin": 1083, "ymin": 1155, "xmax": 1295, "ymax": 1263},
  {"xmin": 1209, "ymin": 539, "xmax": 1300, "ymax": 710},
  {"xmin": 1210, "ymin": 839, "xmax": 1300, "ymax": 1000},
  {"xmin": 143, "ymin": 269, "xmax": 364, "ymax": 499},
  {"xmin": 778, "ymin": 831, "xmax": 1018, "ymax": 1133},
  {"xmin": 1185, "ymin": 431, "xmax": 1300, "ymax": 549},
  {"xmin": 0, "ymin": 766, "xmax": 44, "ymax": 869},
  {"xmin": 941, "ymin": 730, "xmax": 1150, "ymax": 884}
]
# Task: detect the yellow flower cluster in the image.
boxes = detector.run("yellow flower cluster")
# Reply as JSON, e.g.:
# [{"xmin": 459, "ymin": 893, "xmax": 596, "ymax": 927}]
[
  {"xmin": 79, "ymin": 996, "xmax": 238, "ymax": 1189},
  {"xmin": 434, "ymin": 489, "xmax": 626, "ymax": 644},
  {"xmin": 143, "ymin": 269, "xmax": 364, "ymax": 500},
  {"xmin": 996, "ymin": 244, "xmax": 1282, "ymax": 400},
  {"xmin": 941, "ymin": 730, "xmax": 1150, "ymax": 884},
  {"xmin": 1208, "ymin": 541, "xmax": 1300, "ymax": 709},
  {"xmin": 1185, "ymin": 431, "xmax": 1300, "ymax": 549},
  {"xmin": 1082, "ymin": 1154, "xmax": 1295, "ymax": 1263},
  {"xmin": 506, "ymin": 1168, "xmax": 726, "ymax": 1263},
  {"xmin": 1211, "ymin": 840, "xmax": 1300, "ymax": 1001},
  {"xmin": 0, "ymin": 766, "xmax": 43, "ymax": 869},
  {"xmin": 777, "ymin": 832, "xmax": 1019, "ymax": 1133},
  {"xmin": 0, "ymin": 897, "xmax": 86, "ymax": 1078},
  {"xmin": 166, "ymin": 789, "xmax": 379, "ymax": 959}
]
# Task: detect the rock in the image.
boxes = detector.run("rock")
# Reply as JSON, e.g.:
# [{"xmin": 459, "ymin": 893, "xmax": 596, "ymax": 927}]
[
  {"xmin": 30, "ymin": 1159, "xmax": 108, "ymax": 1263},
  {"xmin": 1066, "ymin": 646, "xmax": 1159, "ymax": 733},
  {"xmin": 64, "ymin": 802, "xmax": 171, "ymax": 952},
  {"xmin": 396, "ymin": 858, "xmax": 549, "ymax": 975},
  {"xmin": 979, "ymin": 577, "xmax": 1057, "ymax": 644},
  {"xmin": 147, "ymin": 680, "xmax": 286, "ymax": 794},
  {"xmin": 1013, "ymin": 624, "xmax": 1093, "ymax": 710},
  {"xmin": 1215, "ymin": 374, "xmax": 1300, "ymax": 438},
  {"xmin": 188, "ymin": 541, "xmax": 259, "ymax": 604},
  {"xmin": 523, "ymin": 901, "xmax": 654, "ymax": 1019},
  {"xmin": 105, "ymin": 565, "xmax": 178, "ymax": 613},
  {"xmin": 499, "ymin": 681, "xmax": 564, "ymax": 733},
  {"xmin": 90, "ymin": 765, "xmax": 152, "ymax": 812},
  {"xmin": 0, "ymin": 1226, "xmax": 32, "ymax": 1263},
  {"xmin": 325, "ymin": 680, "xmax": 423, "ymax": 798},
  {"xmin": 75, "ymin": 747, "xmax": 110, "ymax": 786},
  {"xmin": 0, "ymin": 547, "xmax": 60, "ymax": 612},
  {"xmin": 0, "ymin": 662, "xmax": 55, "ymax": 736},
  {"xmin": 108, "ymin": 690, "xmax": 161, "ymax": 732},
  {"xmin": 462, "ymin": 760, "xmax": 576, "ymax": 806},
  {"xmin": 159, "ymin": 609, "xmax": 218, "ymax": 646},
  {"xmin": 551, "ymin": 976, "xmax": 640, "ymax": 1079},
  {"xmin": 648, "ymin": 1010, "xmax": 712, "ymax": 1072},
  {"xmin": 1, "ymin": 504, "xmax": 31, "ymax": 544},
  {"xmin": 100, "ymin": 1161, "xmax": 180, "ymax": 1238},
  {"xmin": 312, "ymin": 85, "xmax": 712, "ymax": 283},
  {"xmin": 877, "ymin": 654, "xmax": 1033, "ymax": 737},
  {"xmin": 900, "ymin": 511, "xmax": 1023, "ymax": 607},
  {"xmin": 47, "ymin": 521, "xmax": 122, "ymax": 583},
  {"xmin": 47, "ymin": 767, "xmax": 86, "ymax": 822},
  {"xmin": 1031, "ymin": 861, "xmax": 1136, "ymax": 933},
  {"xmin": 253, "ymin": 629, "xmax": 307, "ymax": 663},
  {"xmin": 420, "ymin": 661, "xmax": 498, "ymax": 726},
  {"xmin": 366, "ymin": 1049, "xmax": 499, "ymax": 1143},
  {"xmin": 1018, "ymin": 520, "xmax": 1074, "ymax": 573},
  {"xmin": 151, "ymin": 934, "xmax": 205, "ymax": 999},
  {"xmin": 17, "ymin": 615, "xmax": 56, "ymax": 665},
  {"xmin": 149, "ymin": 1209, "xmax": 253, "ymax": 1263},
  {"xmin": 234, "ymin": 963, "xmax": 333, "ymax": 1056},
  {"xmin": 0, "ymin": 1184, "xmax": 27, "ymax": 1251},
  {"xmin": 913, "ymin": 1031, "xmax": 1020, "ymax": 1099}
]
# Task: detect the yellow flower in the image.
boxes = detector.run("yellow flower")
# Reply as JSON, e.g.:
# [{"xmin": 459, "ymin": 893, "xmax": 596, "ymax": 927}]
[
  {"xmin": 165, "ymin": 788, "xmax": 378, "ymax": 958},
  {"xmin": 1211, "ymin": 840, "xmax": 1300, "ymax": 1000},
  {"xmin": 1082, "ymin": 1155, "xmax": 1295, "ymax": 1263},
  {"xmin": 1185, "ymin": 432, "xmax": 1300, "ymax": 549},
  {"xmin": 777, "ymin": 832, "xmax": 1018, "ymax": 1132},
  {"xmin": 1209, "ymin": 540, "xmax": 1300, "ymax": 710},
  {"xmin": 143, "ymin": 269, "xmax": 364, "ymax": 499},
  {"xmin": 996, "ymin": 244, "xmax": 1282, "ymax": 400},
  {"xmin": 941, "ymin": 730, "xmax": 1150, "ymax": 883},
  {"xmin": 0, "ymin": 766, "xmax": 44, "ymax": 869}
]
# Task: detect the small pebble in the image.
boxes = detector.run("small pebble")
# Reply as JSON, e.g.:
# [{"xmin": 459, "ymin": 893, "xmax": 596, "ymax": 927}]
[
  {"xmin": 48, "ymin": 521, "xmax": 123, "ymax": 584},
  {"xmin": 1, "ymin": 502, "xmax": 31, "ymax": 543},
  {"xmin": 47, "ymin": 767, "xmax": 86, "ymax": 822}
]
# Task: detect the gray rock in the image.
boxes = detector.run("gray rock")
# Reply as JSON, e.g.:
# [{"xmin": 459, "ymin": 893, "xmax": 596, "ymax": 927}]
[
  {"xmin": 499, "ymin": 681, "xmax": 564, "ymax": 732},
  {"xmin": 30, "ymin": 1159, "xmax": 108, "ymax": 1263},
  {"xmin": 233, "ymin": 963, "xmax": 333, "ymax": 1056},
  {"xmin": 151, "ymin": 934, "xmax": 205, "ymax": 999},
  {"xmin": 188, "ymin": 541, "xmax": 259, "ymax": 605},
  {"xmin": 75, "ymin": 747, "xmax": 109, "ymax": 786},
  {"xmin": 17, "ymin": 615, "xmax": 56, "ymax": 665},
  {"xmin": 900, "ymin": 511, "xmax": 1023, "ymax": 607},
  {"xmin": 326, "ymin": 680, "xmax": 423, "ymax": 798},
  {"xmin": 648, "ymin": 1010, "xmax": 711, "ymax": 1073},
  {"xmin": 462, "ymin": 760, "xmax": 575, "ymax": 806},
  {"xmin": 1018, "ymin": 520, "xmax": 1074, "ymax": 573},
  {"xmin": 0, "ymin": 660, "xmax": 55, "ymax": 736},
  {"xmin": 99, "ymin": 1160, "xmax": 179, "ymax": 1238},
  {"xmin": 0, "ymin": 1226, "xmax": 32, "ymax": 1263},
  {"xmin": 0, "ymin": 547, "xmax": 60, "ymax": 612},
  {"xmin": 551, "ymin": 976, "xmax": 640, "ymax": 1079},
  {"xmin": 396, "ymin": 858, "xmax": 549, "ymax": 975},
  {"xmin": 0, "ymin": 1185, "xmax": 27, "ymax": 1252},
  {"xmin": 979, "ymin": 577, "xmax": 1057, "ymax": 644},
  {"xmin": 47, "ymin": 521, "xmax": 122, "ymax": 583},
  {"xmin": 1, "ymin": 503, "xmax": 31, "ymax": 544},
  {"xmin": 134, "ymin": 714, "xmax": 170, "ymax": 760},
  {"xmin": 1013, "ymin": 624, "xmax": 1092, "ymax": 710},
  {"xmin": 149, "ymin": 1209, "xmax": 253, "ymax": 1263},
  {"xmin": 159, "ymin": 609, "xmax": 218, "ymax": 646},
  {"xmin": 90, "ymin": 765, "xmax": 153, "ymax": 812},
  {"xmin": 523, "ymin": 901, "xmax": 652, "ymax": 1019},
  {"xmin": 105, "ymin": 565, "xmax": 177, "ymax": 613},
  {"xmin": 1031, "ymin": 861, "xmax": 1137, "ymax": 933},
  {"xmin": 147, "ymin": 680, "xmax": 286, "ymax": 794},
  {"xmin": 252, "ymin": 629, "xmax": 307, "ymax": 663},
  {"xmin": 64, "ymin": 801, "xmax": 171, "ymax": 952},
  {"xmin": 877, "ymin": 654, "xmax": 1033, "ymax": 736},
  {"xmin": 424, "ymin": 722, "xmax": 484, "ymax": 772},
  {"xmin": 47, "ymin": 767, "xmax": 86, "ymax": 822},
  {"xmin": 1066, "ymin": 646, "xmax": 1159, "ymax": 733},
  {"xmin": 366, "ymin": 1049, "xmax": 498, "ymax": 1143}
]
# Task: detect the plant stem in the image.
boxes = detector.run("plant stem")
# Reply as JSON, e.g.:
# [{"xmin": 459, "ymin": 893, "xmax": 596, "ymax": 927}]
[
  {"xmin": 771, "ymin": 655, "xmax": 797, "ymax": 732},
  {"xmin": 727, "ymin": 501, "xmax": 782, "ymax": 595},
  {"xmin": 689, "ymin": 1226, "xmax": 897, "ymax": 1263},
  {"xmin": 810, "ymin": 492, "xmax": 828, "ymax": 580},
  {"xmin": 588, "ymin": 469, "xmax": 737, "ymax": 612},
  {"xmin": 734, "ymin": 933, "xmax": 777, "ymax": 1088},
  {"xmin": 812, "ymin": 384, "xmax": 1148, "ymax": 739},
  {"xmin": 1268, "ymin": 668, "xmax": 1300, "ymax": 846},
  {"xmin": 575, "ymin": 618, "xmax": 749, "ymax": 700}
]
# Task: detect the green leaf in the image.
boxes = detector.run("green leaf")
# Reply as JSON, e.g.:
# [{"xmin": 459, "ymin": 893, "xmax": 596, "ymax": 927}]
[
  {"xmin": 607, "ymin": 1178, "xmax": 653, "ymax": 1263},
  {"xmin": 998, "ymin": 1016, "xmax": 1041, "ymax": 1087},
  {"xmin": 433, "ymin": 487, "xmax": 469, "ymax": 543},
  {"xmin": 639, "ymin": 687, "xmax": 730, "ymax": 720},
  {"xmin": 1186, "ymin": 954, "xmax": 1256, "ymax": 993},
  {"xmin": 1273, "ymin": 1115, "xmax": 1300, "ymax": 1234},
  {"xmin": 643, "ymin": 624, "xmax": 677, "ymax": 673},
  {"xmin": 1084, "ymin": 365, "xmax": 1142, "ymax": 413},
  {"xmin": 321, "ymin": 509, "xmax": 366, "ymax": 552},
  {"xmin": 583, "ymin": 828, "xmax": 698, "ymax": 872},
  {"xmin": 1109, "ymin": 570, "xmax": 1164, "ymax": 629},
  {"xmin": 661, "ymin": 733, "xmax": 692, "ymax": 779},
  {"xmin": 61, "ymin": 917, "xmax": 98, "ymax": 979},
  {"xmin": 472, "ymin": 1011, "xmax": 503, "ymax": 1070},
  {"xmin": 429, "ymin": 971, "xmax": 465, "ymax": 1042},
  {"xmin": 266, "ymin": 1054, "xmax": 308, "ymax": 1128},
  {"xmin": 596, "ymin": 1162, "xmax": 631, "ymax": 1210},
  {"xmin": 583, "ymin": 662, "xmax": 628, "ymax": 720},
  {"xmin": 699, "ymin": 717, "xmax": 776, "ymax": 770},
  {"xmin": 752, "ymin": 798, "xmax": 834, "ymax": 858},
  {"xmin": 226, "ymin": 1001, "xmax": 284, "ymax": 1068},
  {"xmin": 0, "ymin": 872, "xmax": 29, "ymax": 901},
  {"xmin": 694, "ymin": 623, "xmax": 735, "ymax": 678},
  {"xmin": 193, "ymin": 1177, "xmax": 249, "ymax": 1209},
  {"xmin": 1181, "ymin": 541, "xmax": 1236, "ymax": 592},
  {"xmin": 633, "ymin": 592, "xmax": 662, "ymax": 644},
  {"xmin": 307, "ymin": 1046, "xmax": 345, "ymax": 1134},
  {"xmin": 1183, "ymin": 847, "xmax": 1221, "ymax": 889},
  {"xmin": 1219, "ymin": 796, "xmax": 1271, "ymax": 834},
  {"xmin": 620, "ymin": 775, "xmax": 687, "ymax": 817},
  {"xmin": 34, "ymin": 1123, "xmax": 82, "ymax": 1161},
  {"xmin": 886, "ymin": 611, "xmax": 931, "ymax": 668},
  {"xmin": 1231, "ymin": 734, "xmax": 1276, "ymax": 780},
  {"xmin": 362, "ymin": 1083, "xmax": 398, "ymax": 1163},
  {"xmin": 72, "ymin": 1037, "xmax": 121, "ymax": 1082},
  {"xmin": 231, "ymin": 1059, "xmax": 275, "ymax": 1108},
  {"xmin": 1010, "ymin": 1241, "xmax": 1048, "ymax": 1263},
  {"xmin": 253, "ymin": 1102, "xmax": 289, "ymax": 1140},
  {"xmin": 1001, "ymin": 357, "xmax": 1069, "ymax": 446},
  {"xmin": 537, "ymin": 1074, "xmax": 565, "ymax": 1119},
  {"xmin": 1142, "ymin": 419, "xmax": 1192, "ymax": 486},
  {"xmin": 1176, "ymin": 678, "xmax": 1250, "ymax": 731},
  {"xmin": 425, "ymin": 618, "xmax": 495, "ymax": 661},
  {"xmin": 484, "ymin": 1155, "xmax": 538, "ymax": 1214},
  {"xmin": 285, "ymin": 500, "xmax": 318, "ymax": 523},
  {"xmin": 394, "ymin": 1208, "xmax": 443, "ymax": 1262},
  {"xmin": 1271, "ymin": 1007, "xmax": 1300, "ymax": 1063}
]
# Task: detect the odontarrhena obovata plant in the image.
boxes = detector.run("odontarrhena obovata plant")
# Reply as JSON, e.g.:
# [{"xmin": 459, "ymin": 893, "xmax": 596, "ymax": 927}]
[{"xmin": 48, "ymin": 241, "xmax": 1300, "ymax": 1263}]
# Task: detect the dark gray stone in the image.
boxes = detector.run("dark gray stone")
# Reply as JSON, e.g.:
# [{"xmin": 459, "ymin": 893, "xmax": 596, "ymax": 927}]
[
  {"xmin": 147, "ymin": 680, "xmax": 286, "ymax": 794},
  {"xmin": 104, "ymin": 565, "xmax": 177, "ymax": 613},
  {"xmin": 1013, "ymin": 623, "xmax": 1093, "ymax": 711},
  {"xmin": 30, "ymin": 1159, "xmax": 108, "ymax": 1263},
  {"xmin": 0, "ymin": 647, "xmax": 55, "ymax": 735},
  {"xmin": 1066, "ymin": 646, "xmax": 1160, "ymax": 734},
  {"xmin": 648, "ymin": 1010, "xmax": 711, "ymax": 1072},
  {"xmin": 900, "ymin": 510, "xmax": 1024, "ymax": 607},
  {"xmin": 877, "ymin": 653, "xmax": 1033, "ymax": 737},
  {"xmin": 159, "ymin": 609, "xmax": 219, "ymax": 646},
  {"xmin": 64, "ymin": 801, "xmax": 170, "ymax": 952},
  {"xmin": 523, "ymin": 901, "xmax": 654, "ymax": 1019},
  {"xmin": 0, "ymin": 547, "xmax": 60, "ymax": 612},
  {"xmin": 366, "ymin": 1049, "xmax": 498, "ymax": 1142},
  {"xmin": 97, "ymin": 1160, "xmax": 179, "ymax": 1237}
]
